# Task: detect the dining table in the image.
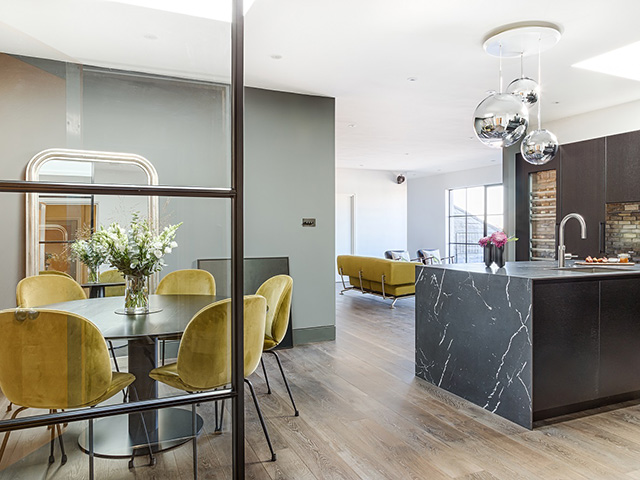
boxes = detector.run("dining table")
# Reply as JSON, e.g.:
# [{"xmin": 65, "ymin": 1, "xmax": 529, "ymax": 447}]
[{"xmin": 45, "ymin": 293, "xmax": 224, "ymax": 458}]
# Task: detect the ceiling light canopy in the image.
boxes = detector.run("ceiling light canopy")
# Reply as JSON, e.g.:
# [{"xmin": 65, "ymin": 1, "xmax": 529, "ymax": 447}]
[
  {"xmin": 573, "ymin": 41, "xmax": 640, "ymax": 82},
  {"xmin": 108, "ymin": 0, "xmax": 257, "ymax": 22}
]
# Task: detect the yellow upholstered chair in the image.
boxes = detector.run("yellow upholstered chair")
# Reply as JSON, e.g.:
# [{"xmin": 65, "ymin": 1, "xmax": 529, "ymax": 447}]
[
  {"xmin": 17, "ymin": 274, "xmax": 86, "ymax": 308},
  {"xmin": 149, "ymin": 295, "xmax": 275, "ymax": 477},
  {"xmin": 156, "ymin": 269, "xmax": 216, "ymax": 296},
  {"xmin": 0, "ymin": 309, "xmax": 139, "ymax": 478},
  {"xmin": 99, "ymin": 269, "xmax": 125, "ymax": 297},
  {"xmin": 256, "ymin": 275, "xmax": 298, "ymax": 416},
  {"xmin": 39, "ymin": 270, "xmax": 73, "ymax": 279},
  {"xmin": 156, "ymin": 269, "xmax": 216, "ymax": 364}
]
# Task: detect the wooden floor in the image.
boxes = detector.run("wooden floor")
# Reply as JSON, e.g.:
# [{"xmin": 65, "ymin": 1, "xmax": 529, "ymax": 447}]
[{"xmin": 3, "ymin": 286, "xmax": 640, "ymax": 478}]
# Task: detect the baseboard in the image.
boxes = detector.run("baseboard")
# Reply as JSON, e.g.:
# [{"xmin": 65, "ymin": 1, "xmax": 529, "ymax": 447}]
[{"xmin": 293, "ymin": 325, "xmax": 336, "ymax": 345}]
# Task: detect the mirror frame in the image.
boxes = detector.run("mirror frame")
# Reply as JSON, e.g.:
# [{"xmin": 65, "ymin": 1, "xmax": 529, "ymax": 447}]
[{"xmin": 25, "ymin": 148, "xmax": 159, "ymax": 278}]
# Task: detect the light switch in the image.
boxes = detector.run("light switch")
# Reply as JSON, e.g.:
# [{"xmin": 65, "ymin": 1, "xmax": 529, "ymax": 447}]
[{"xmin": 302, "ymin": 218, "xmax": 316, "ymax": 227}]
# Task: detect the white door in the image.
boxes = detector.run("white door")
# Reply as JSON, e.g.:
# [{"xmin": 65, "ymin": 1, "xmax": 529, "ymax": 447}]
[{"xmin": 336, "ymin": 194, "xmax": 356, "ymax": 281}]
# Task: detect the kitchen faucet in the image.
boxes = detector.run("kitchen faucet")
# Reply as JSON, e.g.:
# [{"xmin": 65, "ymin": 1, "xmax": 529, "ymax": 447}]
[{"xmin": 558, "ymin": 213, "xmax": 587, "ymax": 267}]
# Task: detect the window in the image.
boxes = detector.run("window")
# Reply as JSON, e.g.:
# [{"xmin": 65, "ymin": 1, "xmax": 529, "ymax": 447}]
[{"xmin": 448, "ymin": 184, "xmax": 504, "ymax": 263}]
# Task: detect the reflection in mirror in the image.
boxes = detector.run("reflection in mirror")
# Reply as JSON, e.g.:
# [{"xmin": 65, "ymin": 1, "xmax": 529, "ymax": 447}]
[{"xmin": 26, "ymin": 149, "xmax": 158, "ymax": 280}]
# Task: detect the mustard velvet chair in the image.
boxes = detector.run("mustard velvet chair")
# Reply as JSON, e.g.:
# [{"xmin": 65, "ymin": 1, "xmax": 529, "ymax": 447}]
[
  {"xmin": 156, "ymin": 269, "xmax": 217, "ymax": 364},
  {"xmin": 17, "ymin": 274, "xmax": 86, "ymax": 308},
  {"xmin": 39, "ymin": 270, "xmax": 73, "ymax": 279},
  {"xmin": 149, "ymin": 295, "xmax": 275, "ymax": 478},
  {"xmin": 0, "ymin": 309, "xmax": 138, "ymax": 479},
  {"xmin": 99, "ymin": 269, "xmax": 126, "ymax": 297},
  {"xmin": 256, "ymin": 275, "xmax": 298, "ymax": 416},
  {"xmin": 156, "ymin": 269, "xmax": 216, "ymax": 296}
]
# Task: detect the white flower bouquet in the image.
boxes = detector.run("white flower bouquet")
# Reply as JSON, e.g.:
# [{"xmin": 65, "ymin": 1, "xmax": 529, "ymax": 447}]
[
  {"xmin": 69, "ymin": 234, "xmax": 108, "ymax": 283},
  {"xmin": 95, "ymin": 213, "xmax": 181, "ymax": 313}
]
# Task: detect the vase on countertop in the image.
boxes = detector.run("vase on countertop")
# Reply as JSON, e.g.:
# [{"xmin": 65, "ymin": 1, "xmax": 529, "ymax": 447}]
[
  {"xmin": 483, "ymin": 245, "xmax": 493, "ymax": 267},
  {"xmin": 493, "ymin": 245, "xmax": 506, "ymax": 268}
]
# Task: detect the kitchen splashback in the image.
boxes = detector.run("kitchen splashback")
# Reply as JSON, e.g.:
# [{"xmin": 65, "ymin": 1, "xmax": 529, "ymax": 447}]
[{"xmin": 605, "ymin": 202, "xmax": 640, "ymax": 255}]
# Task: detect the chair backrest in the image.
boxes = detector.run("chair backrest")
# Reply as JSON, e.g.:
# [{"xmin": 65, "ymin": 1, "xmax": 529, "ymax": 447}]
[
  {"xmin": 99, "ymin": 269, "xmax": 126, "ymax": 297},
  {"xmin": 256, "ymin": 275, "xmax": 293, "ymax": 345},
  {"xmin": 156, "ymin": 269, "xmax": 216, "ymax": 296},
  {"xmin": 17, "ymin": 275, "xmax": 87, "ymax": 307},
  {"xmin": 417, "ymin": 249, "xmax": 442, "ymax": 264},
  {"xmin": 39, "ymin": 270, "xmax": 73, "ymax": 279},
  {"xmin": 384, "ymin": 250, "xmax": 411, "ymax": 261},
  {"xmin": 0, "ymin": 309, "xmax": 113, "ymax": 409},
  {"xmin": 176, "ymin": 295, "xmax": 266, "ymax": 390}
]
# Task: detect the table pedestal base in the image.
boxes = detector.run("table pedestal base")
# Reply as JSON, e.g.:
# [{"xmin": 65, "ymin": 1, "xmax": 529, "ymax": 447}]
[{"xmin": 77, "ymin": 408, "xmax": 204, "ymax": 458}]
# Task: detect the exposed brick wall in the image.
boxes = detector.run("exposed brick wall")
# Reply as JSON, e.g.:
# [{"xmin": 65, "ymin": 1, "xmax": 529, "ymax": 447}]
[{"xmin": 605, "ymin": 203, "xmax": 640, "ymax": 256}]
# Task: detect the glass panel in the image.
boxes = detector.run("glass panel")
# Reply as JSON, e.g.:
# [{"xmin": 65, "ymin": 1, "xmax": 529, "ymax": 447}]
[
  {"xmin": 466, "ymin": 213, "xmax": 485, "ymax": 244},
  {"xmin": 487, "ymin": 185, "xmax": 504, "ymax": 214},
  {"xmin": 450, "ymin": 216, "xmax": 467, "ymax": 244},
  {"xmin": 466, "ymin": 186, "xmax": 485, "ymax": 216},
  {"xmin": 467, "ymin": 244, "xmax": 483, "ymax": 263},
  {"xmin": 1, "ymin": 192, "xmax": 234, "ymax": 477},
  {"xmin": 450, "ymin": 188, "xmax": 466, "ymax": 215},
  {"xmin": 487, "ymin": 215, "xmax": 505, "ymax": 235}
]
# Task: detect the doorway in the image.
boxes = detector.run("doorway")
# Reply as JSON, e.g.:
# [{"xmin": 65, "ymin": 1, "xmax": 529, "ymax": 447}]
[{"xmin": 335, "ymin": 194, "xmax": 356, "ymax": 281}]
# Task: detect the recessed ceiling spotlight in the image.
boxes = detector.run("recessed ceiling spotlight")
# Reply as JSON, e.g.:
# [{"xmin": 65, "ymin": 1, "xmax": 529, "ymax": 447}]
[
  {"xmin": 270, "ymin": 54, "xmax": 283, "ymax": 60},
  {"xmin": 404, "ymin": 153, "xmax": 409, "ymax": 155},
  {"xmin": 407, "ymin": 77, "xmax": 418, "ymax": 82},
  {"xmin": 143, "ymin": 33, "xmax": 158, "ymax": 40},
  {"xmin": 348, "ymin": 123, "xmax": 356, "ymax": 128},
  {"xmin": 553, "ymin": 101, "xmax": 560, "ymax": 104}
]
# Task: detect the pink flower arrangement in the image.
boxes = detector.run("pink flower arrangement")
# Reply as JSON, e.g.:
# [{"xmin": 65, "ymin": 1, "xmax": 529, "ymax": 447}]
[{"xmin": 479, "ymin": 231, "xmax": 518, "ymax": 248}]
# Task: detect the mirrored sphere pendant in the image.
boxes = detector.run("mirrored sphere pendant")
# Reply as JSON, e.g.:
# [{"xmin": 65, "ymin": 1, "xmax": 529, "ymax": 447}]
[
  {"xmin": 506, "ymin": 77, "xmax": 539, "ymax": 107},
  {"xmin": 520, "ymin": 128, "xmax": 559, "ymax": 165},
  {"xmin": 473, "ymin": 93, "xmax": 529, "ymax": 148}
]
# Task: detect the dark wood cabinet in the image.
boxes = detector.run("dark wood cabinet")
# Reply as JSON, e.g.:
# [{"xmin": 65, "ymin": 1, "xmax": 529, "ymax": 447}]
[
  {"xmin": 606, "ymin": 130, "xmax": 640, "ymax": 203},
  {"xmin": 559, "ymin": 138, "xmax": 606, "ymax": 256},
  {"xmin": 599, "ymin": 277, "xmax": 640, "ymax": 397},
  {"xmin": 532, "ymin": 281, "xmax": 600, "ymax": 412}
]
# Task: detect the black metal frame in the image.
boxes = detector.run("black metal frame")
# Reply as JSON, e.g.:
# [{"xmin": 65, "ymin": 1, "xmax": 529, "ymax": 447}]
[{"xmin": 0, "ymin": 0, "xmax": 246, "ymax": 477}]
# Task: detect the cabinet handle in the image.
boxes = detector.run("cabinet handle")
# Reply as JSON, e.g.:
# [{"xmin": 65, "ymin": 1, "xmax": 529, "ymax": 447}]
[{"xmin": 599, "ymin": 222, "xmax": 605, "ymax": 254}]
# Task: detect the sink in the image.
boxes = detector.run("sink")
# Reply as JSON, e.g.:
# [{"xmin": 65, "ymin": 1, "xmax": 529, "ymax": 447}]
[{"xmin": 550, "ymin": 266, "xmax": 630, "ymax": 273}]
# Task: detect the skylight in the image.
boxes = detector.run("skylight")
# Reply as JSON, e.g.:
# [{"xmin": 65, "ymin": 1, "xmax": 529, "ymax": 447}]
[
  {"xmin": 109, "ymin": 0, "xmax": 257, "ymax": 22},
  {"xmin": 573, "ymin": 41, "xmax": 640, "ymax": 82}
]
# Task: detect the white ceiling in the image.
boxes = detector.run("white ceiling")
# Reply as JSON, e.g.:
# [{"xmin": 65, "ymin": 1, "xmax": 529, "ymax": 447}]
[{"xmin": 2, "ymin": 0, "xmax": 640, "ymax": 176}]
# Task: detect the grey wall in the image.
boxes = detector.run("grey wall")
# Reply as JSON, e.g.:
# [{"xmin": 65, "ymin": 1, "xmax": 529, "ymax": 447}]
[
  {"xmin": 0, "ymin": 55, "xmax": 336, "ymax": 343},
  {"xmin": 245, "ymin": 88, "xmax": 336, "ymax": 341}
]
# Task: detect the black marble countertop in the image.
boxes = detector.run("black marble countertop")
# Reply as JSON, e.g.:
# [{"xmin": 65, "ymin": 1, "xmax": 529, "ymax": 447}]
[{"xmin": 418, "ymin": 260, "xmax": 640, "ymax": 280}]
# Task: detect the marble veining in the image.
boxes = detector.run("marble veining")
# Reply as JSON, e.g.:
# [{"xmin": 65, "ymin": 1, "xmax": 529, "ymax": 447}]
[{"xmin": 415, "ymin": 265, "xmax": 533, "ymax": 428}]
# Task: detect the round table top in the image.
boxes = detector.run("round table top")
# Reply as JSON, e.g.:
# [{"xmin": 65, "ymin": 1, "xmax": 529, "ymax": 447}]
[{"xmin": 44, "ymin": 294, "xmax": 224, "ymax": 340}]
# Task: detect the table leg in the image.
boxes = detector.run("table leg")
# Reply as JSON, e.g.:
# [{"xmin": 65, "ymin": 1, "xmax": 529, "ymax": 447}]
[{"xmin": 77, "ymin": 336, "xmax": 204, "ymax": 458}]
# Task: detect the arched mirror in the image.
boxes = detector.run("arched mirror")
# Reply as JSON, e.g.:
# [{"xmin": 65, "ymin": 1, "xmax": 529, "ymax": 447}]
[{"xmin": 25, "ymin": 148, "xmax": 159, "ymax": 281}]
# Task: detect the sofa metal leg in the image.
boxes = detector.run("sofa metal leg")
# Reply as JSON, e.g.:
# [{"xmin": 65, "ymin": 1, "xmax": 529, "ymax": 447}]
[{"xmin": 391, "ymin": 298, "xmax": 398, "ymax": 308}]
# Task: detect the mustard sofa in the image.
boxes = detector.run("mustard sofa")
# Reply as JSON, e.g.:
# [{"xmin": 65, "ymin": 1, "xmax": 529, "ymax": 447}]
[{"xmin": 336, "ymin": 255, "xmax": 420, "ymax": 307}]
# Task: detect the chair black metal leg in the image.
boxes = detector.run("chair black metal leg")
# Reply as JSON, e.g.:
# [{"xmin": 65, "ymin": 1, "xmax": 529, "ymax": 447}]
[
  {"xmin": 267, "ymin": 350, "xmax": 299, "ymax": 416},
  {"xmin": 192, "ymin": 403, "xmax": 198, "ymax": 480},
  {"xmin": 245, "ymin": 379, "xmax": 276, "ymax": 462},
  {"xmin": 214, "ymin": 400, "xmax": 225, "ymax": 432},
  {"xmin": 260, "ymin": 356, "xmax": 272, "ymax": 394},
  {"xmin": 108, "ymin": 340, "xmax": 120, "ymax": 372},
  {"xmin": 128, "ymin": 387, "xmax": 156, "ymax": 469},
  {"xmin": 6, "ymin": 402, "xmax": 11, "ymax": 412},
  {"xmin": 48, "ymin": 410, "xmax": 55, "ymax": 464},
  {"xmin": 89, "ymin": 418, "xmax": 94, "ymax": 480},
  {"xmin": 0, "ymin": 407, "xmax": 27, "ymax": 465},
  {"xmin": 55, "ymin": 421, "xmax": 67, "ymax": 465}
]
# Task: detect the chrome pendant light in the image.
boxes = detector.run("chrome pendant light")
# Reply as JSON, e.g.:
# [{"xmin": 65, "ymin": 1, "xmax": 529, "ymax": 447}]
[
  {"xmin": 521, "ymin": 37, "xmax": 559, "ymax": 165},
  {"xmin": 473, "ymin": 44, "xmax": 529, "ymax": 149},
  {"xmin": 474, "ymin": 23, "xmax": 561, "ymax": 152},
  {"xmin": 507, "ymin": 53, "xmax": 539, "ymax": 107}
]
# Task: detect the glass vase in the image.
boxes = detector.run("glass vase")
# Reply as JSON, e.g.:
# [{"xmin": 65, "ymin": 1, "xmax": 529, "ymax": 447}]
[
  {"xmin": 493, "ymin": 245, "xmax": 506, "ymax": 268},
  {"xmin": 88, "ymin": 266, "xmax": 99, "ymax": 284},
  {"xmin": 483, "ymin": 245, "xmax": 493, "ymax": 267},
  {"xmin": 124, "ymin": 275, "xmax": 149, "ymax": 314}
]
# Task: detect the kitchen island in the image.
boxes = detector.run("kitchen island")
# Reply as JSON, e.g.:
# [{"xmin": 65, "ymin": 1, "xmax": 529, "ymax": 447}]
[{"xmin": 415, "ymin": 261, "xmax": 640, "ymax": 428}]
